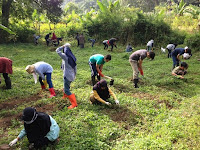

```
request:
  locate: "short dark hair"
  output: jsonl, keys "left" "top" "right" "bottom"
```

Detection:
{"left": 186, "top": 48, "right": 191, "bottom": 55}
{"left": 105, "top": 54, "right": 111, "bottom": 60}
{"left": 181, "top": 62, "right": 188, "bottom": 68}
{"left": 149, "top": 52, "right": 155, "bottom": 60}
{"left": 174, "top": 43, "right": 178, "bottom": 47}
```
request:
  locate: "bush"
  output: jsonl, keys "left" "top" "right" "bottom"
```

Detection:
{"left": 13, "top": 26, "right": 35, "bottom": 43}
{"left": 184, "top": 33, "right": 200, "bottom": 52}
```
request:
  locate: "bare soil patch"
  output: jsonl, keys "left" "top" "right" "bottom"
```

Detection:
{"left": 103, "top": 106, "right": 143, "bottom": 130}
{"left": 132, "top": 92, "right": 159, "bottom": 100}
{"left": 0, "top": 91, "right": 61, "bottom": 136}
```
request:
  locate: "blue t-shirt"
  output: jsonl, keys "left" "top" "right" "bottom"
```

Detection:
{"left": 89, "top": 54, "right": 105, "bottom": 65}
{"left": 172, "top": 48, "right": 185, "bottom": 56}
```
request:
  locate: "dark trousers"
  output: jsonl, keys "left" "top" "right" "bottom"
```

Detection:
{"left": 46, "top": 39, "right": 50, "bottom": 46}
{"left": 167, "top": 49, "right": 172, "bottom": 58}
{"left": 172, "top": 55, "right": 179, "bottom": 69}
{"left": 110, "top": 42, "right": 117, "bottom": 51}
{"left": 2, "top": 73, "right": 9, "bottom": 80}
{"left": 39, "top": 73, "right": 53, "bottom": 88}
{"left": 103, "top": 43, "right": 108, "bottom": 49}
{"left": 1, "top": 73, "right": 11, "bottom": 89}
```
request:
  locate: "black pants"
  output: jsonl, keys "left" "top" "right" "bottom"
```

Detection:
{"left": 110, "top": 43, "right": 117, "bottom": 51}
{"left": 167, "top": 49, "right": 172, "bottom": 58}
{"left": 45, "top": 39, "right": 49, "bottom": 46}
{"left": 2, "top": 73, "right": 9, "bottom": 80}
{"left": 103, "top": 43, "right": 108, "bottom": 49}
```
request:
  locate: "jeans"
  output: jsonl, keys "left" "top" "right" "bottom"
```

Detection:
{"left": 39, "top": 73, "right": 53, "bottom": 88}
{"left": 172, "top": 55, "right": 179, "bottom": 69}
{"left": 64, "top": 77, "right": 72, "bottom": 95}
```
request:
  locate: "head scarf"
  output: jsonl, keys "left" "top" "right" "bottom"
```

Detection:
{"left": 93, "top": 79, "right": 110, "bottom": 100}
{"left": 64, "top": 46, "right": 77, "bottom": 69}
{"left": 22, "top": 107, "right": 38, "bottom": 124}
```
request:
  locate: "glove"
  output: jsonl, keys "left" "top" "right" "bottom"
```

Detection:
{"left": 105, "top": 102, "right": 111, "bottom": 106}
{"left": 115, "top": 100, "right": 119, "bottom": 105}
{"left": 9, "top": 138, "right": 18, "bottom": 146}
{"left": 138, "top": 67, "right": 144, "bottom": 76}
{"left": 98, "top": 71, "right": 104, "bottom": 77}
{"left": 42, "top": 80, "right": 48, "bottom": 87}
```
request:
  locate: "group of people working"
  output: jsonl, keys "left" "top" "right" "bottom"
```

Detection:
{"left": 34, "top": 32, "right": 63, "bottom": 46}
{"left": 1, "top": 38, "right": 192, "bottom": 149}
{"left": 5, "top": 43, "right": 118, "bottom": 149}
{"left": 127, "top": 39, "right": 192, "bottom": 88}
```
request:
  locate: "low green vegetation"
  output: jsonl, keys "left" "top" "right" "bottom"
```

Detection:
{"left": 0, "top": 42, "right": 199, "bottom": 149}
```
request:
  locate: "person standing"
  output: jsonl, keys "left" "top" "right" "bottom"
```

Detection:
{"left": 79, "top": 34, "right": 85, "bottom": 48}
{"left": 146, "top": 39, "right": 154, "bottom": 52}
{"left": 75, "top": 33, "right": 79, "bottom": 47}
{"left": 0, "top": 57, "right": 12, "bottom": 89}
{"left": 56, "top": 43, "right": 77, "bottom": 109}
{"left": 129, "top": 49, "right": 155, "bottom": 88}
{"left": 9, "top": 107, "right": 60, "bottom": 149}
{"left": 89, "top": 54, "right": 111, "bottom": 86}
{"left": 166, "top": 43, "right": 177, "bottom": 58}
{"left": 171, "top": 47, "right": 192, "bottom": 69}
{"left": 25, "top": 61, "right": 56, "bottom": 98}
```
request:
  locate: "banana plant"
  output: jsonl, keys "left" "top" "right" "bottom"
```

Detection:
{"left": 0, "top": 24, "right": 15, "bottom": 35}
{"left": 184, "top": 4, "right": 200, "bottom": 19}
{"left": 176, "top": 0, "right": 187, "bottom": 16}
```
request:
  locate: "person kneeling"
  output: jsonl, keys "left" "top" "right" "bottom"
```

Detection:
{"left": 90, "top": 79, "right": 119, "bottom": 105}
{"left": 172, "top": 62, "right": 188, "bottom": 79}
{"left": 9, "top": 107, "right": 60, "bottom": 149}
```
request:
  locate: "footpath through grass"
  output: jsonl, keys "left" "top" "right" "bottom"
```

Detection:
{"left": 0, "top": 43, "right": 200, "bottom": 149}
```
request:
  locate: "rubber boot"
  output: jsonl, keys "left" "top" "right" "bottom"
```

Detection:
{"left": 91, "top": 76, "right": 96, "bottom": 86}
{"left": 133, "top": 79, "right": 139, "bottom": 88}
{"left": 5, "top": 77, "right": 11, "bottom": 89}
{"left": 62, "top": 93, "right": 68, "bottom": 99}
{"left": 41, "top": 85, "right": 46, "bottom": 89}
{"left": 49, "top": 88, "right": 56, "bottom": 98}
{"left": 68, "top": 94, "right": 77, "bottom": 109}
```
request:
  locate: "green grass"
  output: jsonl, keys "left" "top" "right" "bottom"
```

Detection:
{"left": 0, "top": 42, "right": 200, "bottom": 150}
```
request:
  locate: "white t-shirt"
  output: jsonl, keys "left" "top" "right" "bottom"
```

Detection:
{"left": 166, "top": 44, "right": 176, "bottom": 50}
{"left": 147, "top": 40, "right": 154, "bottom": 47}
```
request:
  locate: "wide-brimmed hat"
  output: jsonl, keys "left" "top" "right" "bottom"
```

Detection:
{"left": 25, "top": 65, "right": 35, "bottom": 74}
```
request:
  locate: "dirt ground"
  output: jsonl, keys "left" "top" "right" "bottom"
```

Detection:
{"left": 0, "top": 92, "right": 59, "bottom": 136}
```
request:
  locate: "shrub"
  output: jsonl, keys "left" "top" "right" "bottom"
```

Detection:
{"left": 13, "top": 26, "right": 35, "bottom": 43}
{"left": 184, "top": 33, "right": 200, "bottom": 52}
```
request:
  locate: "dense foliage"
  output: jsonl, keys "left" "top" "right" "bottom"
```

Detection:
{"left": 1, "top": 0, "right": 200, "bottom": 51}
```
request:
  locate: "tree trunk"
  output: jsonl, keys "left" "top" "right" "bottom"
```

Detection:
{"left": 0, "top": 0, "right": 13, "bottom": 43}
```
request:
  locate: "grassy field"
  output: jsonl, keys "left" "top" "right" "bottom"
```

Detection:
{"left": 0, "top": 42, "right": 200, "bottom": 150}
